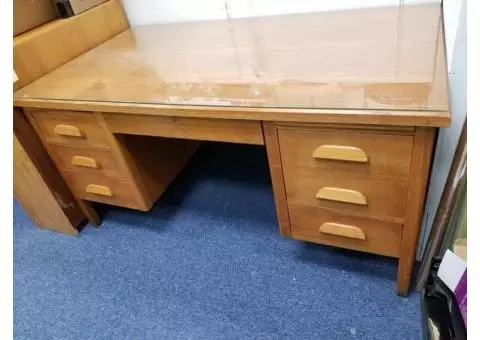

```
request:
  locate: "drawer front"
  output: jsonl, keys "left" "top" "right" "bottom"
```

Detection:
{"left": 104, "top": 113, "right": 265, "bottom": 145}
{"left": 289, "top": 204, "right": 402, "bottom": 257}
{"left": 278, "top": 128, "right": 414, "bottom": 180}
{"left": 283, "top": 167, "right": 408, "bottom": 219}
{"left": 29, "top": 109, "right": 111, "bottom": 148}
{"left": 48, "top": 145, "right": 127, "bottom": 180}
{"left": 62, "top": 172, "right": 146, "bottom": 211}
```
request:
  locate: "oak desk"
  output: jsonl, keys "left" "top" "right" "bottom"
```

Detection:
{"left": 14, "top": 4, "right": 450, "bottom": 295}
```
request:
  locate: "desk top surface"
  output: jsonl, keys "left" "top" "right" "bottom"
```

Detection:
{"left": 14, "top": 4, "right": 450, "bottom": 126}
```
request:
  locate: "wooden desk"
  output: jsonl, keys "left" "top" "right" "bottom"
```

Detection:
{"left": 13, "top": 4, "right": 450, "bottom": 295}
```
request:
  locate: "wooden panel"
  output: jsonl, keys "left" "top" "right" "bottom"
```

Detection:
{"left": 278, "top": 127, "right": 414, "bottom": 180}
{"left": 262, "top": 122, "right": 291, "bottom": 237}
{"left": 14, "top": 136, "right": 80, "bottom": 235}
{"left": 27, "top": 109, "right": 111, "bottom": 149}
{"left": 396, "top": 127, "right": 436, "bottom": 295}
{"left": 13, "top": 108, "right": 84, "bottom": 234}
{"left": 63, "top": 171, "right": 147, "bottom": 211}
{"left": 283, "top": 167, "right": 408, "bottom": 220}
{"left": 13, "top": 0, "right": 128, "bottom": 90}
{"left": 13, "top": 99, "right": 451, "bottom": 128}
{"left": 96, "top": 112, "right": 199, "bottom": 210}
{"left": 103, "top": 113, "right": 265, "bottom": 145}
{"left": 276, "top": 122, "right": 416, "bottom": 133}
{"left": 48, "top": 144, "right": 127, "bottom": 179}
{"left": 119, "top": 135, "right": 200, "bottom": 204}
{"left": 289, "top": 204, "right": 403, "bottom": 258}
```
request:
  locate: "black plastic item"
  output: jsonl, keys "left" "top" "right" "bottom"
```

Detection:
{"left": 421, "top": 257, "right": 466, "bottom": 340}
{"left": 54, "top": 0, "right": 75, "bottom": 18}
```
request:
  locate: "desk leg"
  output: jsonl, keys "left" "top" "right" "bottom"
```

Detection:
{"left": 397, "top": 127, "right": 435, "bottom": 295}
{"left": 263, "top": 122, "right": 292, "bottom": 237}
{"left": 77, "top": 199, "right": 101, "bottom": 227}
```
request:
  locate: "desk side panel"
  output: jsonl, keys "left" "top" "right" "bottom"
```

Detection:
{"left": 263, "top": 122, "right": 292, "bottom": 237}
{"left": 13, "top": 109, "right": 84, "bottom": 234}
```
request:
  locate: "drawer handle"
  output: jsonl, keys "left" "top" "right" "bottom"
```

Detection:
{"left": 86, "top": 184, "right": 112, "bottom": 197}
{"left": 316, "top": 187, "right": 367, "bottom": 205}
{"left": 319, "top": 222, "right": 366, "bottom": 240}
{"left": 54, "top": 124, "right": 84, "bottom": 138}
{"left": 312, "top": 145, "right": 368, "bottom": 163}
{"left": 71, "top": 156, "right": 99, "bottom": 169}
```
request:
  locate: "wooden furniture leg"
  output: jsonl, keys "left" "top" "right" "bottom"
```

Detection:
{"left": 77, "top": 200, "right": 101, "bottom": 227}
{"left": 263, "top": 122, "right": 292, "bottom": 237}
{"left": 396, "top": 127, "right": 436, "bottom": 295}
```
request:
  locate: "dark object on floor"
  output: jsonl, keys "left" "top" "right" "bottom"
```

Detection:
{"left": 421, "top": 257, "right": 466, "bottom": 340}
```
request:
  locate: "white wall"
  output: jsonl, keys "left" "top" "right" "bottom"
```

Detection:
{"left": 443, "top": 0, "right": 465, "bottom": 66}
{"left": 121, "top": 0, "right": 439, "bottom": 26}
{"left": 417, "top": 0, "right": 467, "bottom": 259}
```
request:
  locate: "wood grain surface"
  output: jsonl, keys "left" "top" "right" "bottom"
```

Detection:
{"left": 103, "top": 113, "right": 265, "bottom": 145}
{"left": 396, "top": 127, "right": 436, "bottom": 295}
{"left": 13, "top": 108, "right": 84, "bottom": 234}
{"left": 13, "top": 0, "right": 128, "bottom": 90}
{"left": 14, "top": 135, "right": 81, "bottom": 235}
{"left": 283, "top": 167, "right": 409, "bottom": 220}
{"left": 14, "top": 4, "right": 450, "bottom": 127}
{"left": 289, "top": 204, "right": 403, "bottom": 258}
{"left": 278, "top": 127, "right": 414, "bottom": 180}
{"left": 27, "top": 109, "right": 112, "bottom": 149}
{"left": 263, "top": 122, "right": 291, "bottom": 237}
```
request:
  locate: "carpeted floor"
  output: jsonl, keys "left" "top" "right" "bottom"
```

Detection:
{"left": 14, "top": 142, "right": 421, "bottom": 339}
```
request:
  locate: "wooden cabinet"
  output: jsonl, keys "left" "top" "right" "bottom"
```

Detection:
{"left": 25, "top": 108, "right": 199, "bottom": 217}
{"left": 265, "top": 123, "right": 436, "bottom": 295}
{"left": 272, "top": 123, "right": 419, "bottom": 257}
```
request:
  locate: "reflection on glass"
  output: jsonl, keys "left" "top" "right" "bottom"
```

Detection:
{"left": 14, "top": 4, "right": 448, "bottom": 112}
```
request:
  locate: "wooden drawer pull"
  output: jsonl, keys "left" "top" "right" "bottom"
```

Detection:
{"left": 86, "top": 184, "right": 112, "bottom": 197}
{"left": 312, "top": 145, "right": 368, "bottom": 163}
{"left": 319, "top": 222, "right": 366, "bottom": 240}
{"left": 316, "top": 187, "right": 367, "bottom": 205}
{"left": 54, "top": 124, "right": 84, "bottom": 138}
{"left": 71, "top": 156, "right": 99, "bottom": 169}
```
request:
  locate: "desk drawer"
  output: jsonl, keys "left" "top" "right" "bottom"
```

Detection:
{"left": 283, "top": 167, "right": 408, "bottom": 219}
{"left": 278, "top": 127, "right": 414, "bottom": 180}
{"left": 289, "top": 204, "right": 402, "bottom": 257}
{"left": 48, "top": 145, "right": 127, "bottom": 180}
{"left": 28, "top": 109, "right": 111, "bottom": 149}
{"left": 104, "top": 113, "right": 265, "bottom": 145}
{"left": 63, "top": 172, "right": 147, "bottom": 211}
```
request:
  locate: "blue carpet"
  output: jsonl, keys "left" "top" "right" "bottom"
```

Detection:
{"left": 14, "top": 142, "right": 421, "bottom": 339}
